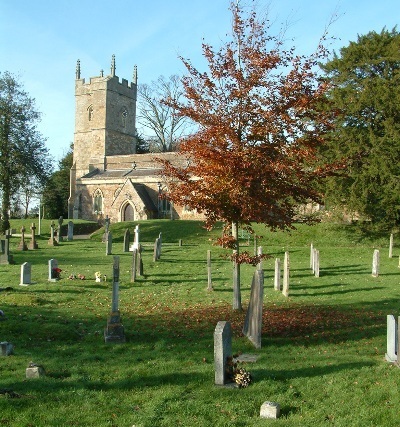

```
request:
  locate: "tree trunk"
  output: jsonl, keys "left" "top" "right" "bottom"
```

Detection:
{"left": 232, "top": 221, "right": 242, "bottom": 311}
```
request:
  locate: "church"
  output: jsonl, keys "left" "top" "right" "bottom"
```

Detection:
{"left": 68, "top": 56, "right": 199, "bottom": 224}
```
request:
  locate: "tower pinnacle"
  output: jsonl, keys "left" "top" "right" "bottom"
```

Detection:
{"left": 76, "top": 59, "right": 81, "bottom": 79}
{"left": 111, "top": 54, "right": 116, "bottom": 77}
{"left": 133, "top": 65, "right": 138, "bottom": 84}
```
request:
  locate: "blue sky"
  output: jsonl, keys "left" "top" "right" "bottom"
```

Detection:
{"left": 0, "top": 0, "right": 398, "bottom": 163}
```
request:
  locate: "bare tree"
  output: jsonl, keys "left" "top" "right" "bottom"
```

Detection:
{"left": 137, "top": 75, "right": 191, "bottom": 152}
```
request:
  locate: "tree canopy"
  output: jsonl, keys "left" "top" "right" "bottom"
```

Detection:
{"left": 159, "top": 2, "right": 337, "bottom": 309}
{"left": 320, "top": 28, "right": 400, "bottom": 228}
{"left": 0, "top": 71, "right": 51, "bottom": 232}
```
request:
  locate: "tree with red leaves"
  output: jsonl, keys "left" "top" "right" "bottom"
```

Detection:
{"left": 160, "top": 2, "right": 337, "bottom": 310}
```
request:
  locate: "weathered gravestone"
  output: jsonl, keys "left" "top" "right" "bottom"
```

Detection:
{"left": 243, "top": 269, "right": 264, "bottom": 349}
{"left": 104, "top": 256, "right": 126, "bottom": 343}
{"left": 385, "top": 314, "right": 398, "bottom": 362}
{"left": 313, "top": 248, "right": 320, "bottom": 277}
{"left": 29, "top": 223, "right": 39, "bottom": 249}
{"left": 0, "top": 231, "right": 14, "bottom": 265}
{"left": 207, "top": 250, "right": 213, "bottom": 291}
{"left": 106, "top": 232, "right": 112, "bottom": 255}
{"left": 153, "top": 238, "right": 161, "bottom": 261}
{"left": 67, "top": 221, "right": 74, "bottom": 241}
{"left": 372, "top": 249, "right": 380, "bottom": 277}
{"left": 123, "top": 228, "right": 130, "bottom": 252}
{"left": 26, "top": 362, "right": 45, "bottom": 378}
{"left": 282, "top": 251, "right": 290, "bottom": 297}
{"left": 260, "top": 401, "right": 280, "bottom": 419}
{"left": 48, "top": 259, "right": 60, "bottom": 282}
{"left": 274, "top": 258, "right": 281, "bottom": 291}
{"left": 102, "top": 215, "right": 110, "bottom": 242}
{"left": 19, "top": 262, "right": 31, "bottom": 286}
{"left": 48, "top": 221, "right": 58, "bottom": 246}
{"left": 214, "top": 321, "right": 233, "bottom": 386}
{"left": 17, "top": 226, "right": 28, "bottom": 251}
{"left": 0, "top": 341, "right": 14, "bottom": 356}
{"left": 57, "top": 216, "right": 64, "bottom": 243}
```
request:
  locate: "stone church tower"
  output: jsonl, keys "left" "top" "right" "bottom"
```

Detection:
{"left": 68, "top": 56, "right": 198, "bottom": 223}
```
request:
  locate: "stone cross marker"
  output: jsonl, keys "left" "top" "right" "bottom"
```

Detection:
{"left": 123, "top": 228, "right": 130, "bottom": 252}
{"left": 372, "top": 249, "right": 380, "bottom": 277}
{"left": 243, "top": 269, "right": 264, "bottom": 348}
{"left": 18, "top": 226, "right": 28, "bottom": 251}
{"left": 207, "top": 250, "right": 213, "bottom": 291}
{"left": 282, "top": 251, "right": 290, "bottom": 297}
{"left": 0, "top": 230, "right": 14, "bottom": 265}
{"left": 104, "top": 256, "right": 126, "bottom": 343}
{"left": 20, "top": 262, "right": 31, "bottom": 286}
{"left": 29, "top": 223, "right": 39, "bottom": 249}
{"left": 67, "top": 221, "right": 74, "bottom": 241}
{"left": 274, "top": 258, "right": 281, "bottom": 291}
{"left": 130, "top": 225, "right": 140, "bottom": 250}
{"left": 385, "top": 314, "right": 398, "bottom": 362}
{"left": 48, "top": 221, "right": 58, "bottom": 246}
{"left": 214, "top": 321, "right": 232, "bottom": 386}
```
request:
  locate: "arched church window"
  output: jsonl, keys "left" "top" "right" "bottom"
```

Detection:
{"left": 93, "top": 189, "right": 103, "bottom": 214}
{"left": 88, "top": 105, "right": 94, "bottom": 121}
{"left": 121, "top": 107, "right": 128, "bottom": 127}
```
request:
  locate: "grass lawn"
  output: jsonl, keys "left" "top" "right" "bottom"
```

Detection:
{"left": 0, "top": 219, "right": 399, "bottom": 426}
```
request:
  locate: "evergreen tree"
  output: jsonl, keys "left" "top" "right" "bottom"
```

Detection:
{"left": 320, "top": 28, "right": 400, "bottom": 228}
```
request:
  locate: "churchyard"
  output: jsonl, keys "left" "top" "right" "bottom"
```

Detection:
{"left": 0, "top": 219, "right": 399, "bottom": 426}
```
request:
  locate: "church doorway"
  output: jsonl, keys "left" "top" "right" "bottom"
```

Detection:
{"left": 123, "top": 203, "right": 135, "bottom": 221}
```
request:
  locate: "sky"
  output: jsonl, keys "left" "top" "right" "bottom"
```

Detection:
{"left": 0, "top": 0, "right": 398, "bottom": 164}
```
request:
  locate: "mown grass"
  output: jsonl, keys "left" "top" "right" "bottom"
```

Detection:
{"left": 1, "top": 219, "right": 400, "bottom": 426}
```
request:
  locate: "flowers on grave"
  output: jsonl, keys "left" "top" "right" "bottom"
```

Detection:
{"left": 95, "top": 271, "right": 102, "bottom": 282}
{"left": 226, "top": 355, "right": 252, "bottom": 388}
{"left": 68, "top": 274, "right": 76, "bottom": 280}
{"left": 51, "top": 267, "right": 62, "bottom": 279}
{"left": 77, "top": 274, "right": 85, "bottom": 280}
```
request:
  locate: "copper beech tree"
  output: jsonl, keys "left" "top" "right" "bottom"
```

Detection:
{"left": 160, "top": 3, "right": 338, "bottom": 310}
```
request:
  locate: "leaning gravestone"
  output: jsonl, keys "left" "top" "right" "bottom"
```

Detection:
{"left": 372, "top": 249, "right": 380, "bottom": 277}
{"left": 274, "top": 258, "right": 281, "bottom": 291}
{"left": 243, "top": 269, "right": 264, "bottom": 348}
{"left": 19, "top": 262, "right": 31, "bottom": 286}
{"left": 29, "top": 223, "right": 39, "bottom": 249}
{"left": 214, "top": 321, "right": 233, "bottom": 386}
{"left": 104, "top": 256, "right": 126, "bottom": 343}
{"left": 385, "top": 314, "right": 398, "bottom": 362}
{"left": 67, "top": 221, "right": 74, "bottom": 241}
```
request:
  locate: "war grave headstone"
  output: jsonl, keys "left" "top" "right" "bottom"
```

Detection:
{"left": 243, "top": 269, "right": 264, "bottom": 349}
{"left": 207, "top": 250, "right": 213, "bottom": 291}
{"left": 48, "top": 259, "right": 60, "bottom": 282}
{"left": 123, "top": 228, "right": 130, "bottom": 252}
{"left": 19, "top": 262, "right": 31, "bottom": 286}
{"left": 0, "top": 231, "right": 14, "bottom": 265}
{"left": 0, "top": 342, "right": 14, "bottom": 356}
{"left": 214, "top": 321, "right": 233, "bottom": 386}
{"left": 104, "top": 256, "right": 126, "bottom": 343}
{"left": 17, "top": 226, "right": 28, "bottom": 251}
{"left": 57, "top": 216, "right": 64, "bottom": 243}
{"left": 29, "top": 223, "right": 39, "bottom": 249}
{"left": 282, "top": 251, "right": 290, "bottom": 297}
{"left": 274, "top": 258, "right": 281, "bottom": 291}
{"left": 385, "top": 314, "right": 397, "bottom": 362}
{"left": 67, "top": 221, "right": 74, "bottom": 241}
{"left": 48, "top": 221, "right": 58, "bottom": 246}
{"left": 106, "top": 232, "right": 112, "bottom": 255}
{"left": 372, "top": 249, "right": 380, "bottom": 277}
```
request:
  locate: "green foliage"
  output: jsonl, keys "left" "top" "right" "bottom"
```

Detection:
{"left": 320, "top": 28, "right": 400, "bottom": 229}
{"left": 0, "top": 220, "right": 399, "bottom": 426}
{"left": 0, "top": 71, "right": 51, "bottom": 233}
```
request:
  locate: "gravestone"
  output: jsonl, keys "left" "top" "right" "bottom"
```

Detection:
{"left": 153, "top": 238, "right": 161, "bottom": 261}
{"left": 385, "top": 314, "right": 397, "bottom": 362}
{"left": 314, "top": 248, "right": 320, "bottom": 277}
{"left": 179, "top": 239, "right": 183, "bottom": 247}
{"left": 48, "top": 258, "right": 59, "bottom": 282}
{"left": 57, "top": 216, "right": 64, "bottom": 242}
{"left": 274, "top": 258, "right": 281, "bottom": 291}
{"left": 131, "top": 248, "right": 137, "bottom": 282}
{"left": 102, "top": 215, "right": 110, "bottom": 242}
{"left": 17, "top": 226, "right": 28, "bottom": 251}
{"left": 389, "top": 234, "right": 394, "bottom": 258}
{"left": 123, "top": 228, "right": 130, "bottom": 252}
{"left": 67, "top": 221, "right": 74, "bottom": 241}
{"left": 372, "top": 249, "right": 380, "bottom": 277}
{"left": 207, "top": 250, "right": 213, "bottom": 291}
{"left": 137, "top": 244, "right": 143, "bottom": 276}
{"left": 214, "top": 321, "right": 233, "bottom": 386}
{"left": 260, "top": 401, "right": 280, "bottom": 419}
{"left": 20, "top": 262, "right": 31, "bottom": 286}
{"left": 48, "top": 221, "right": 58, "bottom": 246}
{"left": 0, "top": 341, "right": 14, "bottom": 356}
{"left": 0, "top": 231, "right": 14, "bottom": 265}
{"left": 106, "top": 232, "right": 112, "bottom": 255}
{"left": 104, "top": 256, "right": 126, "bottom": 343}
{"left": 157, "top": 232, "right": 162, "bottom": 258}
{"left": 256, "top": 246, "right": 263, "bottom": 271}
{"left": 29, "top": 223, "right": 39, "bottom": 249}
{"left": 282, "top": 251, "right": 290, "bottom": 297}
{"left": 26, "top": 362, "right": 45, "bottom": 378}
{"left": 130, "top": 225, "right": 140, "bottom": 251}
{"left": 243, "top": 269, "right": 264, "bottom": 348}
{"left": 310, "top": 243, "right": 314, "bottom": 269}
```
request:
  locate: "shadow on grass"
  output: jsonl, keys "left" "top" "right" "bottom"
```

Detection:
{"left": 294, "top": 286, "right": 384, "bottom": 297}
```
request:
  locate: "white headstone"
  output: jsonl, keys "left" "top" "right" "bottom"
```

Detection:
{"left": 372, "top": 249, "right": 380, "bottom": 277}
{"left": 282, "top": 252, "right": 289, "bottom": 297}
{"left": 274, "top": 258, "right": 281, "bottom": 291}
{"left": 385, "top": 314, "right": 397, "bottom": 362}
{"left": 20, "top": 262, "right": 31, "bottom": 286}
